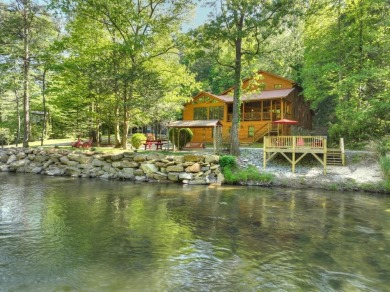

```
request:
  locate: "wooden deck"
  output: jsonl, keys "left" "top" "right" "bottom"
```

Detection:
{"left": 263, "top": 136, "right": 345, "bottom": 174}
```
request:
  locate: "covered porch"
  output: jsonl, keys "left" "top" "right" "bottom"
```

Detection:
{"left": 167, "top": 119, "right": 223, "bottom": 153}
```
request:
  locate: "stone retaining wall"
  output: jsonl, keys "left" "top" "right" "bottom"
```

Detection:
{"left": 0, "top": 148, "right": 223, "bottom": 185}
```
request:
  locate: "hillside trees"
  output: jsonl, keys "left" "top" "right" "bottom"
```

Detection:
{"left": 53, "top": 0, "right": 198, "bottom": 149}
{"left": 302, "top": 0, "right": 390, "bottom": 144}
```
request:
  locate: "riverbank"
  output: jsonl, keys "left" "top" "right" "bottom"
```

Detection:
{"left": 237, "top": 148, "right": 387, "bottom": 193}
{"left": 0, "top": 146, "right": 387, "bottom": 193}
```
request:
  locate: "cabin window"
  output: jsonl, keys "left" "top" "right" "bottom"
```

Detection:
{"left": 248, "top": 126, "right": 255, "bottom": 137}
{"left": 274, "top": 84, "right": 282, "bottom": 89}
{"left": 194, "top": 107, "right": 207, "bottom": 120}
{"left": 209, "top": 106, "right": 224, "bottom": 120}
{"left": 262, "top": 100, "right": 271, "bottom": 120}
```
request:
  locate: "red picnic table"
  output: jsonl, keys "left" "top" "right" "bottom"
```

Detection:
{"left": 143, "top": 140, "right": 166, "bottom": 150}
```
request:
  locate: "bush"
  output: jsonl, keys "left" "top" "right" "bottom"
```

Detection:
{"left": 219, "top": 155, "right": 273, "bottom": 185}
{"left": 219, "top": 155, "right": 237, "bottom": 170}
{"left": 223, "top": 165, "right": 274, "bottom": 185}
{"left": 0, "top": 127, "right": 13, "bottom": 146}
{"left": 131, "top": 133, "right": 146, "bottom": 150}
{"left": 380, "top": 156, "right": 390, "bottom": 180}
{"left": 168, "top": 128, "right": 193, "bottom": 150}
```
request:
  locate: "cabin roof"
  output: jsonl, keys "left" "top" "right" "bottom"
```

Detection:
{"left": 220, "top": 70, "right": 295, "bottom": 95}
{"left": 167, "top": 119, "right": 223, "bottom": 128}
{"left": 217, "top": 88, "right": 295, "bottom": 103}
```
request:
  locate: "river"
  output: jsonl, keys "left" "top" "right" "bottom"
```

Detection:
{"left": 0, "top": 172, "right": 389, "bottom": 291}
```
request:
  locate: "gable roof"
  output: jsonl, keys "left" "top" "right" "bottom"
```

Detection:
{"left": 168, "top": 119, "right": 223, "bottom": 128}
{"left": 220, "top": 70, "right": 295, "bottom": 95}
{"left": 218, "top": 88, "right": 295, "bottom": 103}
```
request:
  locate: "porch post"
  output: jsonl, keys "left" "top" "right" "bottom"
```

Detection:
{"left": 213, "top": 125, "right": 216, "bottom": 153}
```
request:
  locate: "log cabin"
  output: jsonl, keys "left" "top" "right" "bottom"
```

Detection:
{"left": 181, "top": 70, "right": 313, "bottom": 144}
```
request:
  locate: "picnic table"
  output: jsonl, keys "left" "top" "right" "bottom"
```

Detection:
{"left": 143, "top": 140, "right": 167, "bottom": 150}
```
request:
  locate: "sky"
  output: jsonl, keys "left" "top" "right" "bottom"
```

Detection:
{"left": 182, "top": 4, "right": 211, "bottom": 32}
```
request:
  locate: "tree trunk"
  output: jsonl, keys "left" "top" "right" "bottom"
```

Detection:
{"left": 230, "top": 16, "right": 244, "bottom": 156}
{"left": 41, "top": 68, "right": 47, "bottom": 146}
{"left": 121, "top": 83, "right": 129, "bottom": 149}
{"left": 22, "top": 0, "right": 31, "bottom": 148}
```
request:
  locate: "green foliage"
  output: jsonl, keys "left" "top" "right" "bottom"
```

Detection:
{"left": 168, "top": 128, "right": 193, "bottom": 150}
{"left": 0, "top": 127, "right": 13, "bottom": 145}
{"left": 223, "top": 165, "right": 274, "bottom": 185}
{"left": 380, "top": 156, "right": 390, "bottom": 181}
{"left": 219, "top": 155, "right": 237, "bottom": 170}
{"left": 131, "top": 133, "right": 146, "bottom": 150}
{"left": 374, "top": 136, "right": 390, "bottom": 157}
{"left": 302, "top": 0, "right": 389, "bottom": 142}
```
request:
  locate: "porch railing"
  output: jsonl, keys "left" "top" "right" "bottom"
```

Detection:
{"left": 264, "top": 136, "right": 327, "bottom": 150}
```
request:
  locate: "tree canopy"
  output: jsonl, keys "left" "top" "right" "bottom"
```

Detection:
{"left": 0, "top": 0, "right": 388, "bottom": 149}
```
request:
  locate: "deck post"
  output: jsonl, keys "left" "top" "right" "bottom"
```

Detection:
{"left": 292, "top": 136, "right": 296, "bottom": 173}
{"left": 340, "top": 137, "right": 345, "bottom": 166}
{"left": 263, "top": 136, "right": 267, "bottom": 170}
{"left": 323, "top": 136, "right": 327, "bottom": 174}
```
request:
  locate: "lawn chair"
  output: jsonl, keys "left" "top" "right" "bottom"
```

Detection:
{"left": 82, "top": 138, "right": 93, "bottom": 148}
{"left": 71, "top": 137, "right": 82, "bottom": 148}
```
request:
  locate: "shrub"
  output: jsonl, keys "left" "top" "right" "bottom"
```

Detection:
{"left": 131, "top": 133, "right": 146, "bottom": 150}
{"left": 168, "top": 128, "right": 193, "bottom": 150}
{"left": 219, "top": 155, "right": 237, "bottom": 170}
{"left": 380, "top": 156, "right": 390, "bottom": 180}
{"left": 221, "top": 157, "right": 274, "bottom": 185}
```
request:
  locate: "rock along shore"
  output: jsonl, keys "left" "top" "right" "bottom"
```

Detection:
{"left": 0, "top": 147, "right": 387, "bottom": 193}
{"left": 0, "top": 148, "right": 223, "bottom": 185}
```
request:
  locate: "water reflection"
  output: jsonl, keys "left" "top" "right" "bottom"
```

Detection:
{"left": 0, "top": 172, "right": 389, "bottom": 291}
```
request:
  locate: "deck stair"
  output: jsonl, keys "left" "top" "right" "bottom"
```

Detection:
{"left": 326, "top": 149, "right": 344, "bottom": 166}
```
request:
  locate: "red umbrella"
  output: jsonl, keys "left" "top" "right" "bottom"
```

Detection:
{"left": 272, "top": 119, "right": 298, "bottom": 135}
{"left": 272, "top": 119, "right": 298, "bottom": 125}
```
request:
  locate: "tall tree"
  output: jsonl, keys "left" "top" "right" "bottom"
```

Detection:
{"left": 0, "top": 0, "right": 58, "bottom": 146}
{"left": 54, "top": 0, "right": 197, "bottom": 149}
{"left": 194, "top": 0, "right": 296, "bottom": 155}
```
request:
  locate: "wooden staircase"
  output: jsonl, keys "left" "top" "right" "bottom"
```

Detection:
{"left": 326, "top": 149, "right": 344, "bottom": 166}
{"left": 251, "top": 122, "right": 278, "bottom": 143}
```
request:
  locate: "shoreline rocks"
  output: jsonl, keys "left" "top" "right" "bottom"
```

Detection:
{"left": 0, "top": 148, "right": 223, "bottom": 185}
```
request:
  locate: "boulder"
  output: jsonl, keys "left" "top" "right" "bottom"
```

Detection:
{"left": 16, "top": 152, "right": 26, "bottom": 159}
{"left": 135, "top": 176, "right": 147, "bottom": 182}
{"left": 9, "top": 159, "right": 29, "bottom": 169}
{"left": 112, "top": 161, "right": 123, "bottom": 168}
{"left": 205, "top": 155, "right": 219, "bottom": 164}
{"left": 179, "top": 172, "right": 192, "bottom": 180}
{"left": 34, "top": 155, "right": 49, "bottom": 163}
{"left": 185, "top": 163, "right": 201, "bottom": 173}
{"left": 133, "top": 154, "right": 147, "bottom": 162}
{"left": 46, "top": 167, "right": 63, "bottom": 176}
{"left": 147, "top": 153, "right": 165, "bottom": 161}
{"left": 134, "top": 169, "right": 144, "bottom": 176}
{"left": 188, "top": 179, "right": 207, "bottom": 185}
{"left": 141, "top": 163, "right": 158, "bottom": 174}
{"left": 168, "top": 173, "right": 179, "bottom": 181}
{"left": 0, "top": 165, "right": 10, "bottom": 172}
{"left": 122, "top": 160, "right": 139, "bottom": 168}
{"left": 154, "top": 172, "right": 168, "bottom": 180}
{"left": 64, "top": 167, "right": 81, "bottom": 177}
{"left": 91, "top": 159, "right": 104, "bottom": 167}
{"left": 7, "top": 154, "right": 17, "bottom": 164}
{"left": 183, "top": 154, "right": 203, "bottom": 163}
{"left": 110, "top": 153, "right": 124, "bottom": 161}
{"left": 166, "top": 165, "right": 184, "bottom": 172}
{"left": 119, "top": 168, "right": 135, "bottom": 179}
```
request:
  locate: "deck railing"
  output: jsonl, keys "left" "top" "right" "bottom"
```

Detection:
{"left": 264, "top": 136, "right": 327, "bottom": 150}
